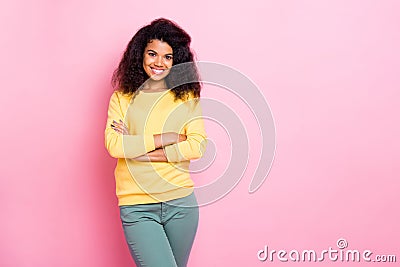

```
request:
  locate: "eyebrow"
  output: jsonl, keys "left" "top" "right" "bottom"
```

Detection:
{"left": 146, "top": 49, "right": 173, "bottom": 56}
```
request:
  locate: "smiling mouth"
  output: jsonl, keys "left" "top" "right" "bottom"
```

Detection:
{"left": 151, "top": 67, "right": 166, "bottom": 75}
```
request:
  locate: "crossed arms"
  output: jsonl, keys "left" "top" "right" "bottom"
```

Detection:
{"left": 111, "top": 119, "right": 186, "bottom": 162}
{"left": 104, "top": 92, "right": 207, "bottom": 162}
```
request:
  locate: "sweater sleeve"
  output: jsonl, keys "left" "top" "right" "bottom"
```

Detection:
{"left": 163, "top": 99, "right": 207, "bottom": 162}
{"left": 104, "top": 91, "right": 155, "bottom": 158}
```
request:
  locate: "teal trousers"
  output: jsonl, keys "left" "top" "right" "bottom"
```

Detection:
{"left": 119, "top": 192, "right": 199, "bottom": 267}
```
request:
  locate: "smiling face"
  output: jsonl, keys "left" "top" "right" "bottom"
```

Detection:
{"left": 142, "top": 39, "right": 173, "bottom": 82}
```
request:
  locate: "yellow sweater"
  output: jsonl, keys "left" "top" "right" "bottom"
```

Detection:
{"left": 105, "top": 89, "right": 207, "bottom": 205}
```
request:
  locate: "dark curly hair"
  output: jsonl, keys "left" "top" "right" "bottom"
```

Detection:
{"left": 112, "top": 18, "right": 201, "bottom": 100}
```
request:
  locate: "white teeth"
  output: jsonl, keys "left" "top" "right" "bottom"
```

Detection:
{"left": 152, "top": 69, "right": 164, "bottom": 74}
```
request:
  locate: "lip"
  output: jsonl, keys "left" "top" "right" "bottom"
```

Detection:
{"left": 150, "top": 67, "right": 166, "bottom": 75}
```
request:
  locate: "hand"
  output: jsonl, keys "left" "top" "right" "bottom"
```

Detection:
{"left": 164, "top": 132, "right": 187, "bottom": 143}
{"left": 155, "top": 132, "right": 187, "bottom": 148}
{"left": 177, "top": 133, "right": 187, "bottom": 142}
{"left": 131, "top": 148, "right": 168, "bottom": 162}
{"left": 111, "top": 119, "right": 129, "bottom": 135}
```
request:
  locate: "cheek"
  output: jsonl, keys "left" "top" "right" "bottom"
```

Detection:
{"left": 142, "top": 55, "right": 152, "bottom": 66}
{"left": 166, "top": 60, "right": 173, "bottom": 68}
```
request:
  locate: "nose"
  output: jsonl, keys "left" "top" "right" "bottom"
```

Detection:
{"left": 154, "top": 56, "right": 163, "bottom": 66}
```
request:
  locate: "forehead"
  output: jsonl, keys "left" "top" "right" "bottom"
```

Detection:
{"left": 145, "top": 39, "right": 173, "bottom": 53}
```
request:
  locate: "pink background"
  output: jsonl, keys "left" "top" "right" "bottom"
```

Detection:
{"left": 1, "top": 0, "right": 399, "bottom": 266}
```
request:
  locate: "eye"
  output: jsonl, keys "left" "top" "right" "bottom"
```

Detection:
{"left": 148, "top": 52, "right": 156, "bottom": 57}
{"left": 165, "top": 55, "right": 173, "bottom": 60}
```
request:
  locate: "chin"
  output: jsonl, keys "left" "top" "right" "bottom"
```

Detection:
{"left": 147, "top": 75, "right": 164, "bottom": 82}
{"left": 149, "top": 72, "right": 170, "bottom": 81}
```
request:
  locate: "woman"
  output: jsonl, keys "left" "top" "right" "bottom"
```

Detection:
{"left": 104, "top": 18, "right": 207, "bottom": 267}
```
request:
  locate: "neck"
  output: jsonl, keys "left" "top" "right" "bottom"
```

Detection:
{"left": 142, "top": 79, "right": 168, "bottom": 91}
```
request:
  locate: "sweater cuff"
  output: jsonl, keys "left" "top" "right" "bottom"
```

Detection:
{"left": 144, "top": 134, "right": 156, "bottom": 152}
{"left": 164, "top": 143, "right": 183, "bottom": 162}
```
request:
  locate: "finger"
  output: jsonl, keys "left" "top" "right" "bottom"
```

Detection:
{"left": 112, "top": 120, "right": 129, "bottom": 134}
{"left": 113, "top": 120, "right": 122, "bottom": 126}
{"left": 112, "top": 125, "right": 128, "bottom": 135}
{"left": 112, "top": 127, "right": 122, "bottom": 133}
{"left": 119, "top": 119, "right": 129, "bottom": 128}
{"left": 114, "top": 120, "right": 129, "bottom": 130}
{"left": 111, "top": 125, "right": 123, "bottom": 132}
{"left": 111, "top": 124, "right": 121, "bottom": 130}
